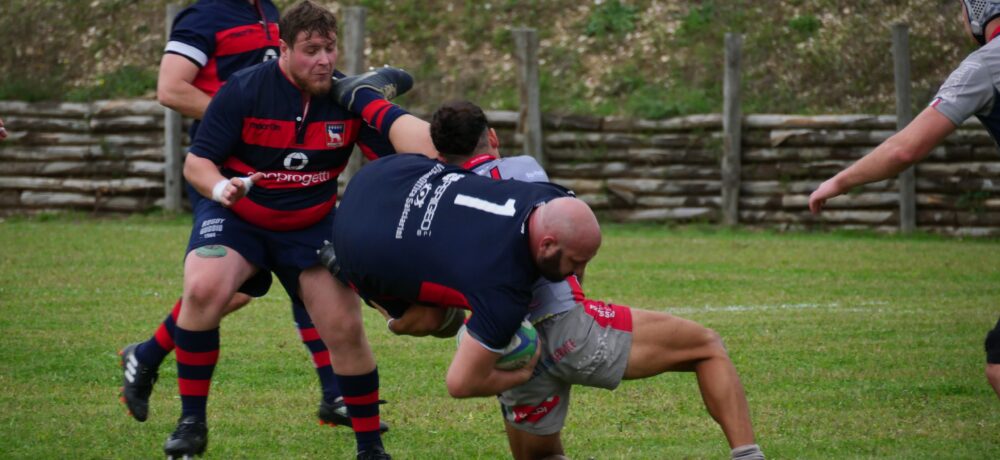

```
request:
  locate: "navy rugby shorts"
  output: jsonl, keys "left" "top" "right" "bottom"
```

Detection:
{"left": 186, "top": 198, "right": 333, "bottom": 300}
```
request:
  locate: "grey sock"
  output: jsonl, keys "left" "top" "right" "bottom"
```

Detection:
{"left": 731, "top": 444, "right": 765, "bottom": 460}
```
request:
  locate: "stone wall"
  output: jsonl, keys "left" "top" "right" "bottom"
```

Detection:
{"left": 1, "top": 100, "right": 997, "bottom": 235}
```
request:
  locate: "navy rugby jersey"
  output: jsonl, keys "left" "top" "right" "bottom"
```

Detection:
{"left": 190, "top": 59, "right": 395, "bottom": 231}
{"left": 333, "top": 155, "right": 571, "bottom": 350}
{"left": 166, "top": 0, "right": 280, "bottom": 98}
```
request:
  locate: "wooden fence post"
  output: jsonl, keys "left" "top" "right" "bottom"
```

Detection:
{"left": 163, "top": 3, "right": 183, "bottom": 212}
{"left": 341, "top": 6, "right": 367, "bottom": 183}
{"left": 893, "top": 23, "right": 916, "bottom": 233}
{"left": 512, "top": 27, "right": 545, "bottom": 168}
{"left": 722, "top": 33, "right": 743, "bottom": 227}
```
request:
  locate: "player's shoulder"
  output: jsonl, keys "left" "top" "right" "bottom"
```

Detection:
{"left": 174, "top": 0, "right": 245, "bottom": 28}
{"left": 498, "top": 156, "right": 549, "bottom": 182}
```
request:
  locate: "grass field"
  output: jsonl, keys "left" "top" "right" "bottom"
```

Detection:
{"left": 1, "top": 214, "right": 997, "bottom": 459}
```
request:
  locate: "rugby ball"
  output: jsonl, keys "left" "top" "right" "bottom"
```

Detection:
{"left": 457, "top": 319, "right": 539, "bottom": 370}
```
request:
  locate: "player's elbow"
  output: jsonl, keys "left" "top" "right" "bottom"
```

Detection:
{"left": 156, "top": 81, "right": 182, "bottom": 111}
{"left": 889, "top": 145, "right": 922, "bottom": 165}
{"left": 884, "top": 135, "right": 929, "bottom": 166}
{"left": 445, "top": 374, "right": 475, "bottom": 398}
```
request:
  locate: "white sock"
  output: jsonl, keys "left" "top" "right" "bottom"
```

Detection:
{"left": 731, "top": 444, "right": 765, "bottom": 460}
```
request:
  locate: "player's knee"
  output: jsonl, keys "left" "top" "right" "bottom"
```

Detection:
{"left": 184, "top": 278, "right": 231, "bottom": 312}
{"left": 699, "top": 327, "right": 729, "bottom": 358}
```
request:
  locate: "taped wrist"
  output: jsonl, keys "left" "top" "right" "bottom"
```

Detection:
{"left": 210, "top": 179, "right": 229, "bottom": 203}
{"left": 210, "top": 176, "right": 255, "bottom": 203}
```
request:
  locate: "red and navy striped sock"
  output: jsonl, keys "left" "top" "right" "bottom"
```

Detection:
{"left": 336, "top": 368, "right": 382, "bottom": 452}
{"left": 352, "top": 88, "right": 409, "bottom": 137}
{"left": 291, "top": 304, "right": 341, "bottom": 403}
{"left": 175, "top": 325, "right": 220, "bottom": 421}
{"left": 133, "top": 298, "right": 181, "bottom": 367}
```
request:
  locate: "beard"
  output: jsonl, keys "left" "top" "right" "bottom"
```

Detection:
{"left": 292, "top": 71, "right": 332, "bottom": 96}
{"left": 536, "top": 248, "right": 566, "bottom": 282}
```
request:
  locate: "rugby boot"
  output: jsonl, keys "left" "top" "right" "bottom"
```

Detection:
{"left": 357, "top": 445, "right": 392, "bottom": 460}
{"left": 332, "top": 66, "right": 413, "bottom": 111}
{"left": 318, "top": 398, "right": 390, "bottom": 433}
{"left": 164, "top": 416, "right": 208, "bottom": 460}
{"left": 119, "top": 342, "right": 158, "bottom": 422}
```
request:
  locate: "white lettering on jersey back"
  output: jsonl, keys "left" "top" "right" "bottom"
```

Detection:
{"left": 417, "top": 173, "right": 465, "bottom": 237}
{"left": 396, "top": 163, "right": 445, "bottom": 239}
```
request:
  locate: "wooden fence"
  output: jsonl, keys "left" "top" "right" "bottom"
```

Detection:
{"left": 1, "top": 100, "right": 997, "bottom": 235}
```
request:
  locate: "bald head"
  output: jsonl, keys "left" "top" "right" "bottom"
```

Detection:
{"left": 528, "top": 197, "right": 601, "bottom": 281}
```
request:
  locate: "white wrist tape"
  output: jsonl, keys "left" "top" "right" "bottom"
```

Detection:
{"left": 211, "top": 179, "right": 229, "bottom": 203}
{"left": 210, "top": 176, "right": 255, "bottom": 203}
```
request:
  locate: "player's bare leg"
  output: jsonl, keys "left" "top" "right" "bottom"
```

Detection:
{"left": 165, "top": 246, "right": 257, "bottom": 458}
{"left": 503, "top": 420, "right": 566, "bottom": 460}
{"left": 624, "top": 309, "right": 757, "bottom": 451}
{"left": 299, "top": 266, "right": 387, "bottom": 457}
{"left": 179, "top": 246, "right": 256, "bottom": 330}
{"left": 987, "top": 363, "right": 1000, "bottom": 400}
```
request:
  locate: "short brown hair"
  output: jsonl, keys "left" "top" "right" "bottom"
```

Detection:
{"left": 431, "top": 100, "right": 490, "bottom": 159}
{"left": 279, "top": 0, "right": 339, "bottom": 47}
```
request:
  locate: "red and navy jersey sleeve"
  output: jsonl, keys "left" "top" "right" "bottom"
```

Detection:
{"left": 188, "top": 70, "right": 250, "bottom": 165}
{"left": 356, "top": 123, "right": 396, "bottom": 160}
{"left": 164, "top": 0, "right": 280, "bottom": 97}
{"left": 165, "top": 5, "right": 217, "bottom": 68}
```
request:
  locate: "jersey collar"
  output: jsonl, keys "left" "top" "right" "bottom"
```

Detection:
{"left": 460, "top": 153, "right": 498, "bottom": 170}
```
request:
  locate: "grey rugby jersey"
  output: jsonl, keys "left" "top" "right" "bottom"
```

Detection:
{"left": 931, "top": 37, "right": 1000, "bottom": 145}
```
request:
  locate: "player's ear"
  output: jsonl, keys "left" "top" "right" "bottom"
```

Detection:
{"left": 279, "top": 39, "right": 291, "bottom": 59}
{"left": 540, "top": 235, "right": 558, "bottom": 255}
{"left": 488, "top": 128, "right": 499, "bottom": 150}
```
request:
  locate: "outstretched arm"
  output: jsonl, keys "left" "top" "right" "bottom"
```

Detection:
{"left": 809, "top": 107, "right": 957, "bottom": 213}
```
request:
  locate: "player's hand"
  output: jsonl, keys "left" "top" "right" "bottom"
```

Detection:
{"left": 808, "top": 179, "right": 841, "bottom": 214}
{"left": 219, "top": 172, "right": 264, "bottom": 207}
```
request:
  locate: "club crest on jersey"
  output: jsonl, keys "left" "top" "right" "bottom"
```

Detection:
{"left": 326, "top": 123, "right": 345, "bottom": 148}
{"left": 283, "top": 151, "right": 309, "bottom": 171}
{"left": 263, "top": 49, "right": 278, "bottom": 61}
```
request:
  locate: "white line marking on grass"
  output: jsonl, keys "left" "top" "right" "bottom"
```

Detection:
{"left": 669, "top": 300, "right": 890, "bottom": 314}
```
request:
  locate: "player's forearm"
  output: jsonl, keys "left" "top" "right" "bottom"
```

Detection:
{"left": 157, "top": 80, "right": 211, "bottom": 119}
{"left": 445, "top": 366, "right": 531, "bottom": 398}
{"left": 824, "top": 139, "right": 914, "bottom": 195}
{"left": 446, "top": 339, "right": 533, "bottom": 398}
{"left": 183, "top": 153, "right": 226, "bottom": 198}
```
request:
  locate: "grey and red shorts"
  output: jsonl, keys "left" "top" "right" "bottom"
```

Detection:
{"left": 498, "top": 299, "right": 633, "bottom": 436}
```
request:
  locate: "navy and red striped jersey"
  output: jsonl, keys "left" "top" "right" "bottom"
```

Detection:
{"left": 165, "top": 0, "right": 280, "bottom": 98}
{"left": 190, "top": 59, "right": 395, "bottom": 231}
{"left": 332, "top": 155, "right": 571, "bottom": 351}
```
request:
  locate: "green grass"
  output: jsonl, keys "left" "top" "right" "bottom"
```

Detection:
{"left": 1, "top": 216, "right": 998, "bottom": 459}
